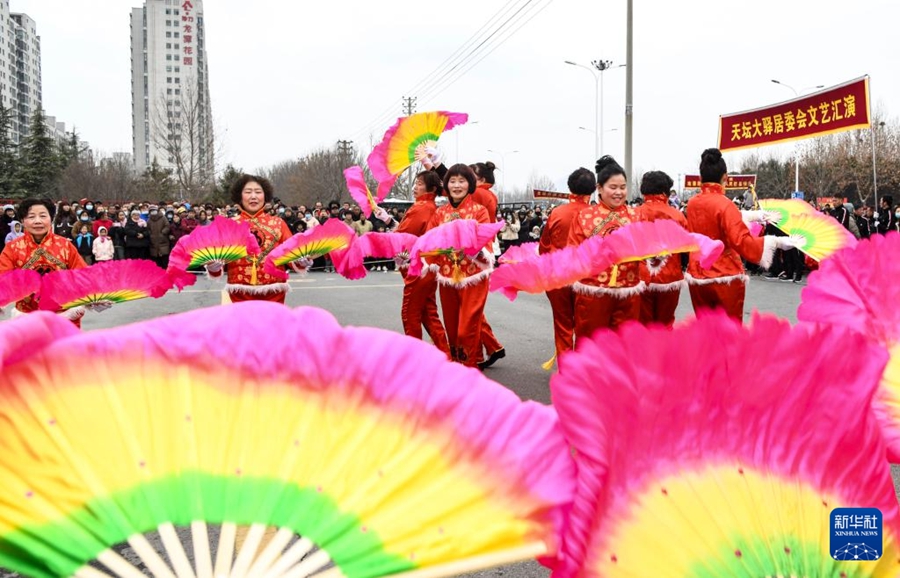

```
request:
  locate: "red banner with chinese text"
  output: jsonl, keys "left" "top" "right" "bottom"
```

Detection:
{"left": 683, "top": 175, "right": 757, "bottom": 190}
{"left": 718, "top": 77, "right": 870, "bottom": 152}
{"left": 533, "top": 189, "right": 570, "bottom": 200}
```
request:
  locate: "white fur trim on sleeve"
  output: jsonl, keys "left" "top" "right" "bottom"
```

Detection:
{"left": 759, "top": 235, "right": 778, "bottom": 270}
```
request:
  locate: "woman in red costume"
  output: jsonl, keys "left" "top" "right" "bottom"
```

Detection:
{"left": 394, "top": 170, "right": 450, "bottom": 356}
{"left": 685, "top": 148, "right": 796, "bottom": 320}
{"left": 469, "top": 161, "right": 505, "bottom": 369}
{"left": 539, "top": 167, "right": 594, "bottom": 355}
{"left": 567, "top": 156, "right": 642, "bottom": 340}
{"left": 207, "top": 175, "right": 293, "bottom": 303}
{"left": 0, "top": 198, "right": 87, "bottom": 324}
{"left": 637, "top": 170, "right": 687, "bottom": 328}
{"left": 425, "top": 164, "right": 492, "bottom": 368}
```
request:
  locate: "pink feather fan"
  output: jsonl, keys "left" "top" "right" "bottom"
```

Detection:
{"left": 407, "top": 220, "right": 504, "bottom": 277}
{"left": 167, "top": 216, "right": 261, "bottom": 289}
{"left": 344, "top": 166, "right": 380, "bottom": 218}
{"left": 0, "top": 269, "right": 41, "bottom": 310}
{"left": 39, "top": 260, "right": 173, "bottom": 312}
{"left": 799, "top": 231, "right": 900, "bottom": 461}
{"left": 331, "top": 232, "right": 418, "bottom": 280}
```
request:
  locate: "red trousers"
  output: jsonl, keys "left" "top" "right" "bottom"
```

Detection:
{"left": 545, "top": 287, "right": 575, "bottom": 355}
{"left": 439, "top": 279, "right": 489, "bottom": 367}
{"left": 480, "top": 315, "right": 503, "bottom": 359}
{"left": 639, "top": 288, "right": 681, "bottom": 328}
{"left": 573, "top": 292, "right": 641, "bottom": 341}
{"left": 688, "top": 280, "right": 745, "bottom": 321}
{"left": 228, "top": 289, "right": 287, "bottom": 304}
{"left": 401, "top": 271, "right": 450, "bottom": 356}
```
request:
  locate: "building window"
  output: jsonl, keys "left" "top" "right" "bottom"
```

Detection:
{"left": 166, "top": 54, "right": 171, "bottom": 60}
{"left": 166, "top": 31, "right": 171, "bottom": 38}
{"left": 166, "top": 43, "right": 171, "bottom": 49}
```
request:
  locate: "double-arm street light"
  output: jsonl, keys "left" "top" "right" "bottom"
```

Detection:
{"left": 770, "top": 79, "right": 825, "bottom": 194}
{"left": 565, "top": 60, "right": 625, "bottom": 160}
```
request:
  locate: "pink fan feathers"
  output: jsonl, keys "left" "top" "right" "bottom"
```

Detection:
{"left": 263, "top": 219, "right": 356, "bottom": 280}
{"left": 344, "top": 166, "right": 379, "bottom": 218}
{"left": 39, "top": 260, "right": 173, "bottom": 311}
{"left": 498, "top": 243, "right": 539, "bottom": 264}
{"left": 407, "top": 220, "right": 504, "bottom": 277}
{"left": 0, "top": 269, "right": 41, "bottom": 309}
{"left": 331, "top": 232, "right": 418, "bottom": 280}
{"left": 490, "top": 220, "right": 723, "bottom": 301}
{"left": 167, "top": 216, "right": 261, "bottom": 289}
{"left": 799, "top": 231, "right": 900, "bottom": 461}
{"left": 550, "top": 313, "right": 896, "bottom": 578}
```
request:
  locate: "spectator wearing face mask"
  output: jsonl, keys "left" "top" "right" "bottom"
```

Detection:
{"left": 80, "top": 199, "right": 96, "bottom": 219}
{"left": 54, "top": 202, "right": 76, "bottom": 240}
{"left": 73, "top": 221, "right": 96, "bottom": 265}
{"left": 148, "top": 205, "right": 172, "bottom": 269}
{"left": 124, "top": 210, "right": 150, "bottom": 260}
{"left": 77, "top": 208, "right": 93, "bottom": 233}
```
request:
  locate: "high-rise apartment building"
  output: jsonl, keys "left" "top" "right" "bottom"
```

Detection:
{"left": 0, "top": 0, "right": 41, "bottom": 144}
{"left": 131, "top": 0, "right": 213, "bottom": 185}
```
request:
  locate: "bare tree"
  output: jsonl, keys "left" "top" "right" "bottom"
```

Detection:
{"left": 151, "top": 82, "right": 216, "bottom": 200}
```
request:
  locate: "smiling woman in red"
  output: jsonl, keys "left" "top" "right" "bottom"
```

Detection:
{"left": 567, "top": 156, "right": 642, "bottom": 340}
{"left": 0, "top": 198, "right": 87, "bottom": 322}
{"left": 426, "top": 164, "right": 492, "bottom": 367}
{"left": 207, "top": 175, "right": 293, "bottom": 304}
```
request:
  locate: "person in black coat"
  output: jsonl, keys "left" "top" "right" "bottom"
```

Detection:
{"left": 123, "top": 211, "right": 150, "bottom": 260}
{"left": 878, "top": 196, "right": 896, "bottom": 235}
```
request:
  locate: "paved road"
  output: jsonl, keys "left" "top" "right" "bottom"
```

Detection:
{"left": 4, "top": 271, "right": 896, "bottom": 577}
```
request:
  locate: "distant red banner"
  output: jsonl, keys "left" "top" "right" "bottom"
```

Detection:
{"left": 683, "top": 174, "right": 756, "bottom": 190}
{"left": 718, "top": 77, "right": 870, "bottom": 152}
{"left": 533, "top": 189, "right": 569, "bottom": 200}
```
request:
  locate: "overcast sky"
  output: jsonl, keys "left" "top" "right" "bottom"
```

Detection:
{"left": 14, "top": 0, "right": 900, "bottom": 195}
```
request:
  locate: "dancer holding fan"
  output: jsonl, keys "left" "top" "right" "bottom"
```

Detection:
{"left": 539, "top": 167, "right": 593, "bottom": 355}
{"left": 208, "top": 174, "right": 293, "bottom": 303}
{"left": 395, "top": 170, "right": 451, "bottom": 356}
{"left": 637, "top": 170, "right": 687, "bottom": 327}
{"left": 425, "top": 164, "right": 494, "bottom": 367}
{"left": 685, "top": 149, "right": 797, "bottom": 320}
{"left": 567, "top": 157, "right": 642, "bottom": 340}
{"left": 470, "top": 161, "right": 505, "bottom": 368}
{"left": 0, "top": 198, "right": 87, "bottom": 323}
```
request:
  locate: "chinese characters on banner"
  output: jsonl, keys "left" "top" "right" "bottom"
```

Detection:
{"left": 533, "top": 189, "right": 570, "bottom": 201}
{"left": 683, "top": 175, "right": 757, "bottom": 190}
{"left": 182, "top": 1, "right": 194, "bottom": 66}
{"left": 718, "top": 77, "right": 871, "bottom": 152}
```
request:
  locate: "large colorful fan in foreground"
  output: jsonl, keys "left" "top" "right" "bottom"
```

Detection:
{"left": 0, "top": 303, "right": 574, "bottom": 578}
{"left": 490, "top": 220, "right": 723, "bottom": 301}
{"left": 345, "top": 165, "right": 380, "bottom": 217}
{"left": 550, "top": 313, "right": 898, "bottom": 578}
{"left": 367, "top": 111, "right": 468, "bottom": 196}
{"left": 407, "top": 220, "right": 504, "bottom": 277}
{"left": 777, "top": 211, "right": 857, "bottom": 261}
{"left": 263, "top": 219, "right": 356, "bottom": 279}
{"left": 38, "top": 260, "right": 172, "bottom": 312}
{"left": 0, "top": 269, "right": 40, "bottom": 310}
{"left": 167, "top": 216, "right": 261, "bottom": 289}
{"left": 799, "top": 231, "right": 900, "bottom": 461}
{"left": 758, "top": 198, "right": 816, "bottom": 229}
{"left": 331, "top": 232, "right": 418, "bottom": 280}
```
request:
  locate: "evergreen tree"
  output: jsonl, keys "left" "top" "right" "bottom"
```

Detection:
{"left": 205, "top": 163, "right": 242, "bottom": 205}
{"left": 136, "top": 157, "right": 177, "bottom": 201}
{"left": 19, "top": 107, "right": 63, "bottom": 197}
{"left": 0, "top": 102, "right": 19, "bottom": 198}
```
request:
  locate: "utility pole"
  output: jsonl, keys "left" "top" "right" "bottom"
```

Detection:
{"left": 402, "top": 96, "right": 417, "bottom": 200}
{"left": 624, "top": 0, "right": 634, "bottom": 192}
{"left": 336, "top": 139, "right": 354, "bottom": 200}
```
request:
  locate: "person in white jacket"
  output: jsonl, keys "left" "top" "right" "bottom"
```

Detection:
{"left": 92, "top": 226, "right": 115, "bottom": 262}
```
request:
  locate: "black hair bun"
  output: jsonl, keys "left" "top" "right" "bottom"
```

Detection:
{"left": 485, "top": 161, "right": 497, "bottom": 171}
{"left": 595, "top": 155, "right": 621, "bottom": 174}
{"left": 701, "top": 148, "right": 722, "bottom": 164}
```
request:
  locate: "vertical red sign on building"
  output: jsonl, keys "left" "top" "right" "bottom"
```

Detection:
{"left": 182, "top": 1, "right": 194, "bottom": 66}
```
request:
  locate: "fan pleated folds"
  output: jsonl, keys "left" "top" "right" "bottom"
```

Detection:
{"left": 0, "top": 303, "right": 574, "bottom": 578}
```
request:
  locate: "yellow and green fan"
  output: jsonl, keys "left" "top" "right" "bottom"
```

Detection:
{"left": 0, "top": 303, "right": 574, "bottom": 578}
{"left": 757, "top": 198, "right": 816, "bottom": 230}
{"left": 777, "top": 212, "right": 857, "bottom": 261}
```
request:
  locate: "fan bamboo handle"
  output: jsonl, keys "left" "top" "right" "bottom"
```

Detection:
{"left": 378, "top": 542, "right": 548, "bottom": 578}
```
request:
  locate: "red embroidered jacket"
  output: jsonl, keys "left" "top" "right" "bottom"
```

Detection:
{"left": 638, "top": 194, "right": 688, "bottom": 288}
{"left": 425, "top": 195, "right": 492, "bottom": 286}
{"left": 0, "top": 232, "right": 87, "bottom": 312}
{"left": 226, "top": 210, "right": 293, "bottom": 287}
{"left": 568, "top": 201, "right": 641, "bottom": 292}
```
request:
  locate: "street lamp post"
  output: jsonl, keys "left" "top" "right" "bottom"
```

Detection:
{"left": 565, "top": 60, "right": 625, "bottom": 160}
{"left": 872, "top": 120, "right": 886, "bottom": 217}
{"left": 487, "top": 149, "right": 519, "bottom": 204}
{"left": 770, "top": 79, "right": 825, "bottom": 194}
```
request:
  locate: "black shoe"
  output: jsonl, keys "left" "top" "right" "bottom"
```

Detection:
{"left": 763, "top": 272, "right": 778, "bottom": 280}
{"left": 778, "top": 272, "right": 791, "bottom": 282}
{"left": 792, "top": 276, "right": 803, "bottom": 284}
{"left": 478, "top": 348, "right": 506, "bottom": 370}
